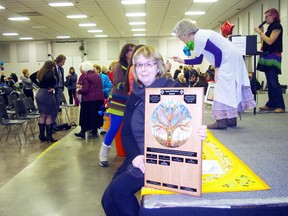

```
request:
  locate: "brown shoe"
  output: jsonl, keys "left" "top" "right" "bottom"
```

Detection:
{"left": 207, "top": 119, "right": 227, "bottom": 130}
{"left": 274, "top": 108, "right": 285, "bottom": 113}
{"left": 259, "top": 106, "right": 273, "bottom": 111}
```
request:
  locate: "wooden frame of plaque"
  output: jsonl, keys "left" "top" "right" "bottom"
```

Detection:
{"left": 144, "top": 87, "right": 204, "bottom": 197}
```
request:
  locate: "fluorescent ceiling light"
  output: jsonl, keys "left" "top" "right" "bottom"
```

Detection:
{"left": 121, "top": 0, "right": 145, "bottom": 5}
{"left": 19, "top": 37, "right": 33, "bottom": 40}
{"left": 129, "top": 22, "right": 146, "bottom": 25}
{"left": 0, "top": 5, "right": 5, "bottom": 9}
{"left": 3, "top": 33, "right": 19, "bottom": 36}
{"left": 126, "top": 13, "right": 146, "bottom": 17}
{"left": 57, "top": 36, "right": 70, "bottom": 39}
{"left": 95, "top": 35, "right": 108, "bottom": 38}
{"left": 88, "top": 30, "right": 103, "bottom": 33}
{"left": 194, "top": 0, "right": 217, "bottom": 2}
{"left": 79, "top": 23, "right": 96, "bottom": 27}
{"left": 133, "top": 33, "right": 146, "bottom": 36}
{"left": 8, "top": 17, "right": 30, "bottom": 21}
{"left": 131, "top": 28, "right": 146, "bottom": 31}
{"left": 185, "top": 11, "right": 205, "bottom": 15}
{"left": 48, "top": 2, "right": 74, "bottom": 7}
{"left": 32, "top": 26, "right": 46, "bottom": 29}
{"left": 67, "top": 15, "right": 87, "bottom": 19}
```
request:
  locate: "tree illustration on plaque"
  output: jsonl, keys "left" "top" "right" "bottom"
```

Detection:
{"left": 151, "top": 100, "right": 192, "bottom": 148}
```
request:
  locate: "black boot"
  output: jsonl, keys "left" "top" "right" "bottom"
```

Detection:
{"left": 74, "top": 130, "right": 85, "bottom": 138}
{"left": 227, "top": 117, "right": 237, "bottom": 127}
{"left": 207, "top": 119, "right": 227, "bottom": 130}
{"left": 46, "top": 124, "right": 57, "bottom": 143}
{"left": 38, "top": 123, "right": 46, "bottom": 142}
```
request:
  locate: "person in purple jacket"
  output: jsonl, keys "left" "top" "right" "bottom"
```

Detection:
{"left": 172, "top": 19, "right": 256, "bottom": 130}
{"left": 74, "top": 61, "right": 104, "bottom": 138}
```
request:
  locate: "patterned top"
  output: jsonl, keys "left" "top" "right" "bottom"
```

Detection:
{"left": 106, "top": 63, "right": 129, "bottom": 116}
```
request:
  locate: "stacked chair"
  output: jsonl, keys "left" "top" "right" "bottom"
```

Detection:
{"left": 0, "top": 102, "right": 27, "bottom": 146}
{"left": 13, "top": 99, "right": 39, "bottom": 139}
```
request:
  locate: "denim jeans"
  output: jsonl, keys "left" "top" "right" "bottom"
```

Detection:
{"left": 102, "top": 168, "right": 144, "bottom": 216}
{"left": 264, "top": 70, "right": 285, "bottom": 110}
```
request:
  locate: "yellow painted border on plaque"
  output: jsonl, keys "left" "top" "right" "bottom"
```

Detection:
{"left": 141, "top": 130, "right": 270, "bottom": 196}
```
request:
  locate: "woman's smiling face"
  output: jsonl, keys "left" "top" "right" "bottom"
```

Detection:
{"left": 135, "top": 54, "right": 159, "bottom": 87}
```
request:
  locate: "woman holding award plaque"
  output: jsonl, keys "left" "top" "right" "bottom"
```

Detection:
{"left": 172, "top": 19, "right": 256, "bottom": 130}
{"left": 101, "top": 45, "right": 207, "bottom": 216}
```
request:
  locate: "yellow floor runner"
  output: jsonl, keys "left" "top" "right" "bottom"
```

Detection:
{"left": 142, "top": 130, "right": 270, "bottom": 196}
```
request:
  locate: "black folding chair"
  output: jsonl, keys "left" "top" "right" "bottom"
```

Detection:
{"left": 58, "top": 92, "right": 70, "bottom": 123}
{"left": 22, "top": 97, "right": 39, "bottom": 115}
{"left": 18, "top": 93, "right": 26, "bottom": 99}
{"left": 0, "top": 102, "right": 27, "bottom": 146}
{"left": 7, "top": 94, "right": 18, "bottom": 110}
{"left": 6, "top": 94, "right": 17, "bottom": 116}
{"left": 0, "top": 95, "right": 6, "bottom": 105}
{"left": 14, "top": 99, "right": 39, "bottom": 139}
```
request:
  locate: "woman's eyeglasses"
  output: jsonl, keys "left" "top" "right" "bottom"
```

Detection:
{"left": 135, "top": 62, "right": 157, "bottom": 69}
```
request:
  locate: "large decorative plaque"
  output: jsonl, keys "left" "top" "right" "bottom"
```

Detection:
{"left": 144, "top": 87, "right": 204, "bottom": 196}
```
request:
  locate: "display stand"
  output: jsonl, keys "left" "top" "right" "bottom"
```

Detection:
{"left": 204, "top": 83, "right": 215, "bottom": 105}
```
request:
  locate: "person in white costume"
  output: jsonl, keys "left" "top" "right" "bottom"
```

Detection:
{"left": 172, "top": 19, "right": 256, "bottom": 129}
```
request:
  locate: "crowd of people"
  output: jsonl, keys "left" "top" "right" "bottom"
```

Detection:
{"left": 173, "top": 63, "right": 215, "bottom": 93}
{"left": 101, "top": 9, "right": 283, "bottom": 214}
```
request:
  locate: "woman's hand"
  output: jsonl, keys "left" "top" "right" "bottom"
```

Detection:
{"left": 254, "top": 27, "right": 263, "bottom": 35}
{"left": 132, "top": 155, "right": 145, "bottom": 173}
{"left": 197, "top": 125, "right": 207, "bottom": 141}
{"left": 76, "top": 86, "right": 82, "bottom": 92}
{"left": 171, "top": 56, "right": 184, "bottom": 64}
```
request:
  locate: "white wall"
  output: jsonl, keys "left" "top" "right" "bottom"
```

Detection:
{"left": 1, "top": 37, "right": 191, "bottom": 80}
{"left": 1, "top": 0, "right": 287, "bottom": 86}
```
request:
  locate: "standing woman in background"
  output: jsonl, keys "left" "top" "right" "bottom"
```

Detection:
{"left": 66, "top": 66, "right": 78, "bottom": 105}
{"left": 93, "top": 64, "right": 112, "bottom": 99}
{"left": 99, "top": 43, "right": 136, "bottom": 167}
{"left": 74, "top": 61, "right": 104, "bottom": 139}
{"left": 127, "top": 44, "right": 145, "bottom": 95}
{"left": 107, "top": 61, "right": 118, "bottom": 83}
{"left": 255, "top": 8, "right": 285, "bottom": 113}
{"left": 22, "top": 68, "right": 34, "bottom": 101}
{"left": 74, "top": 66, "right": 86, "bottom": 106}
{"left": 172, "top": 19, "right": 256, "bottom": 129}
{"left": 35, "top": 60, "right": 57, "bottom": 143}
